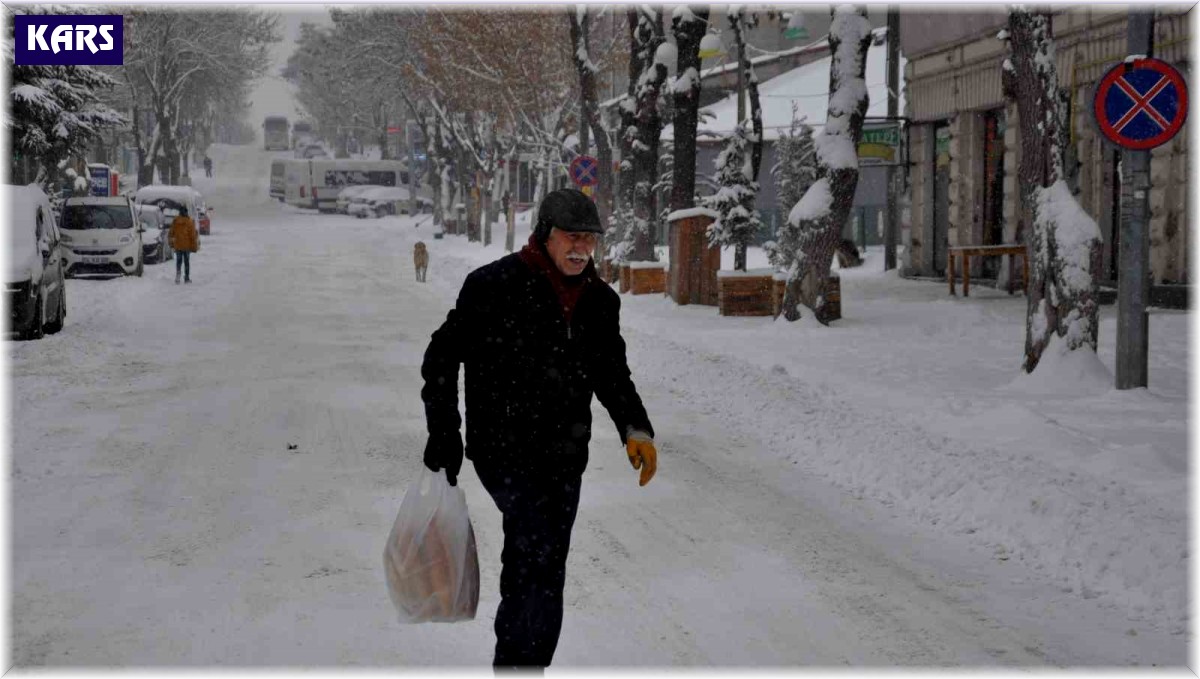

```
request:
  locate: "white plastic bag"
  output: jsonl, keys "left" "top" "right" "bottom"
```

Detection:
{"left": 383, "top": 467, "right": 480, "bottom": 623}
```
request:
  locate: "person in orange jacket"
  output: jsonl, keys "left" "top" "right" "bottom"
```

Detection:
{"left": 168, "top": 206, "right": 199, "bottom": 284}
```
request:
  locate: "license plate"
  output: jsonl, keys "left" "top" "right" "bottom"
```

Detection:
{"left": 82, "top": 256, "right": 108, "bottom": 264}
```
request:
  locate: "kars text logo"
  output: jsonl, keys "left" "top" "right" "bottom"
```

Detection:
{"left": 14, "top": 15, "right": 124, "bottom": 66}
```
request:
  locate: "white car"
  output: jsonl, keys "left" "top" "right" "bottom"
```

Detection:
{"left": 135, "top": 185, "right": 202, "bottom": 234}
{"left": 136, "top": 204, "right": 173, "bottom": 264}
{"left": 336, "top": 184, "right": 382, "bottom": 214}
{"left": 5, "top": 184, "right": 67, "bottom": 339}
{"left": 348, "top": 186, "right": 412, "bottom": 218}
{"left": 59, "top": 196, "right": 144, "bottom": 277}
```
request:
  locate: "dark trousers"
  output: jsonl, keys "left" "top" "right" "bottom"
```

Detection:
{"left": 175, "top": 251, "right": 190, "bottom": 280}
{"left": 473, "top": 460, "right": 583, "bottom": 669}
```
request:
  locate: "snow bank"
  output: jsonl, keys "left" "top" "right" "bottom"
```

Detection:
{"left": 1002, "top": 333, "right": 1113, "bottom": 396}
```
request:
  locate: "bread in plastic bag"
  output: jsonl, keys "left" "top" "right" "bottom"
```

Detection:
{"left": 383, "top": 466, "right": 480, "bottom": 623}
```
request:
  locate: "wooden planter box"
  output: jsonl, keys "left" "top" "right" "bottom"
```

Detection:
{"left": 820, "top": 273, "right": 842, "bottom": 322}
{"left": 667, "top": 209, "right": 720, "bottom": 306}
{"left": 618, "top": 264, "right": 631, "bottom": 293}
{"left": 718, "top": 270, "right": 776, "bottom": 316}
{"left": 628, "top": 263, "right": 667, "bottom": 295}
{"left": 599, "top": 258, "right": 620, "bottom": 284}
{"left": 771, "top": 273, "right": 842, "bottom": 321}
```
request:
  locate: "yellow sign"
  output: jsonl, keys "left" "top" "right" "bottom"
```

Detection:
{"left": 581, "top": 185, "right": 594, "bottom": 198}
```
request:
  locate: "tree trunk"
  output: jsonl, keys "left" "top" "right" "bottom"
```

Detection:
{"left": 1003, "top": 8, "right": 1103, "bottom": 372}
{"left": 669, "top": 7, "right": 709, "bottom": 214}
{"left": 730, "top": 11, "right": 764, "bottom": 271}
{"left": 570, "top": 6, "right": 615, "bottom": 230}
{"left": 617, "top": 9, "right": 641, "bottom": 217}
{"left": 631, "top": 9, "right": 666, "bottom": 261}
{"left": 779, "top": 6, "right": 873, "bottom": 324}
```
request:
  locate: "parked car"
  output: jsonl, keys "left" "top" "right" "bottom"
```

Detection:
{"left": 59, "top": 196, "right": 144, "bottom": 278}
{"left": 136, "top": 204, "right": 173, "bottom": 264}
{"left": 336, "top": 184, "right": 382, "bottom": 214}
{"left": 348, "top": 186, "right": 412, "bottom": 218}
{"left": 134, "top": 185, "right": 202, "bottom": 236}
{"left": 5, "top": 184, "right": 67, "bottom": 339}
{"left": 296, "top": 143, "right": 328, "bottom": 159}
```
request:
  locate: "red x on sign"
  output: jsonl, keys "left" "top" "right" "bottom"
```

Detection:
{"left": 569, "top": 155, "right": 599, "bottom": 188}
{"left": 1094, "top": 57, "right": 1188, "bottom": 151}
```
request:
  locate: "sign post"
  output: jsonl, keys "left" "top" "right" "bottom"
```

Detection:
{"left": 1092, "top": 14, "right": 1186, "bottom": 389}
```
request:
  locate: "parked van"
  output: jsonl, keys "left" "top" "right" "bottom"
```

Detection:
{"left": 283, "top": 159, "right": 408, "bottom": 212}
{"left": 5, "top": 184, "right": 67, "bottom": 339}
{"left": 60, "top": 196, "right": 144, "bottom": 277}
{"left": 270, "top": 159, "right": 288, "bottom": 202}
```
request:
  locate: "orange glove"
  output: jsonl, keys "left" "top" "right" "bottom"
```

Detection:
{"left": 626, "top": 431, "right": 657, "bottom": 487}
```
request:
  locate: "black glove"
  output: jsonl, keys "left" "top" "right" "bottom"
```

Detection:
{"left": 423, "top": 430, "right": 463, "bottom": 486}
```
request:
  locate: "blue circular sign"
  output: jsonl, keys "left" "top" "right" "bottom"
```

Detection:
{"left": 569, "top": 155, "right": 599, "bottom": 187}
{"left": 1093, "top": 57, "right": 1188, "bottom": 150}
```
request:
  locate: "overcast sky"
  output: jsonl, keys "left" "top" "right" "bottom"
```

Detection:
{"left": 247, "top": 6, "right": 332, "bottom": 129}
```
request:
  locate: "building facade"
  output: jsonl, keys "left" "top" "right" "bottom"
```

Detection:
{"left": 901, "top": 7, "right": 1191, "bottom": 288}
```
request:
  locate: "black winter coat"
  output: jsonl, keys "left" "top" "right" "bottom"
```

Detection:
{"left": 421, "top": 253, "right": 653, "bottom": 478}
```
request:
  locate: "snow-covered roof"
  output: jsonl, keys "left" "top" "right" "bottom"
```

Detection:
{"left": 663, "top": 33, "right": 906, "bottom": 143}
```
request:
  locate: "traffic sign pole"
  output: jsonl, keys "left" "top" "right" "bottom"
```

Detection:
{"left": 1116, "top": 10, "right": 1154, "bottom": 390}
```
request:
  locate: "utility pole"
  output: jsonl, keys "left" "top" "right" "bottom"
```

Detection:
{"left": 1116, "top": 9, "right": 1153, "bottom": 389}
{"left": 884, "top": 5, "right": 900, "bottom": 271}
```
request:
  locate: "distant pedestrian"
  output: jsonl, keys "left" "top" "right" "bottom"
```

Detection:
{"left": 168, "top": 206, "right": 199, "bottom": 284}
{"left": 203, "top": 156, "right": 213, "bottom": 178}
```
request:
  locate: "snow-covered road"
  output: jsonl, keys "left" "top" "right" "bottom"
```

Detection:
{"left": 7, "top": 144, "right": 1189, "bottom": 668}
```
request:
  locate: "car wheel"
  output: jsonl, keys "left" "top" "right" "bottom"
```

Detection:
{"left": 21, "top": 291, "right": 44, "bottom": 341}
{"left": 44, "top": 287, "right": 64, "bottom": 335}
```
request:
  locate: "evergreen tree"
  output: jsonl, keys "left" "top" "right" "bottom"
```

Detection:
{"left": 704, "top": 121, "right": 763, "bottom": 268}
{"left": 6, "top": 5, "right": 124, "bottom": 185}
{"left": 766, "top": 104, "right": 816, "bottom": 274}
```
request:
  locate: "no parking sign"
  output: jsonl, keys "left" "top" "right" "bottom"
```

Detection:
{"left": 1093, "top": 57, "right": 1188, "bottom": 150}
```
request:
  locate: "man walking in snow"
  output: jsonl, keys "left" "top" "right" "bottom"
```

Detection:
{"left": 421, "top": 188, "right": 657, "bottom": 670}
{"left": 168, "top": 206, "right": 199, "bottom": 284}
{"left": 203, "top": 155, "right": 213, "bottom": 178}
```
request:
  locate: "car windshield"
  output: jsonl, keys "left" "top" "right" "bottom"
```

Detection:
{"left": 61, "top": 204, "right": 133, "bottom": 230}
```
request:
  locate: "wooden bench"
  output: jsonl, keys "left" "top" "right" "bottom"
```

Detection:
{"left": 948, "top": 244, "right": 1029, "bottom": 297}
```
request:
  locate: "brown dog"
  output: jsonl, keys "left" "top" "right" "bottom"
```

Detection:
{"left": 413, "top": 241, "right": 428, "bottom": 282}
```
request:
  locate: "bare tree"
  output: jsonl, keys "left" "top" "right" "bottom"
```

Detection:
{"left": 775, "top": 6, "right": 872, "bottom": 324}
{"left": 1001, "top": 8, "right": 1103, "bottom": 372}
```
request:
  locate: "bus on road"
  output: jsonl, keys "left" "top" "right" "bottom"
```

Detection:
{"left": 263, "top": 116, "right": 289, "bottom": 151}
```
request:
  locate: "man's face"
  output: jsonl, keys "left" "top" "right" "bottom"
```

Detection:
{"left": 545, "top": 227, "right": 597, "bottom": 276}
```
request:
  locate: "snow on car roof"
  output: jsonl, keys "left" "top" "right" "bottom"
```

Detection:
{"left": 361, "top": 186, "right": 410, "bottom": 199}
{"left": 135, "top": 185, "right": 198, "bottom": 201}
{"left": 4, "top": 184, "right": 48, "bottom": 253}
